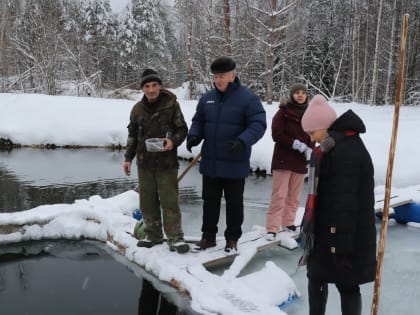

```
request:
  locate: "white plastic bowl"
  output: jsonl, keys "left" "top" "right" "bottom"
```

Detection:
{"left": 145, "top": 138, "right": 165, "bottom": 152}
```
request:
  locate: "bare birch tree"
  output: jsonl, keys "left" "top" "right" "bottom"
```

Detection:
{"left": 370, "top": 0, "right": 384, "bottom": 105}
{"left": 384, "top": 0, "right": 398, "bottom": 105}
{"left": 0, "top": 0, "right": 8, "bottom": 92}
{"left": 223, "top": 0, "right": 232, "bottom": 55}
{"left": 351, "top": 0, "right": 361, "bottom": 101}
{"left": 246, "top": 0, "right": 296, "bottom": 104}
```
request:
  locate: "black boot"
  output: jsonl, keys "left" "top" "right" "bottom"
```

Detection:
{"left": 308, "top": 280, "right": 328, "bottom": 315}
{"left": 340, "top": 292, "right": 362, "bottom": 315}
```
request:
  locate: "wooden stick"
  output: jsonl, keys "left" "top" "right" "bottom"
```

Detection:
{"left": 370, "top": 13, "right": 409, "bottom": 315}
{"left": 177, "top": 152, "right": 201, "bottom": 182}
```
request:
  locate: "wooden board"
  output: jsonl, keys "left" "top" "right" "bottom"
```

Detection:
{"left": 203, "top": 240, "right": 278, "bottom": 269}
{"left": 202, "top": 232, "right": 299, "bottom": 269}
{"left": 374, "top": 195, "right": 413, "bottom": 213}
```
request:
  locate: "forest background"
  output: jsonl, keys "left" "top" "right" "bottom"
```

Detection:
{"left": 0, "top": 0, "right": 419, "bottom": 105}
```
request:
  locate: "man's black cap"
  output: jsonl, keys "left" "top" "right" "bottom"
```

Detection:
{"left": 210, "top": 57, "right": 236, "bottom": 74}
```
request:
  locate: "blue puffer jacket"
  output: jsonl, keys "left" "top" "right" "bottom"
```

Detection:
{"left": 188, "top": 78, "right": 266, "bottom": 178}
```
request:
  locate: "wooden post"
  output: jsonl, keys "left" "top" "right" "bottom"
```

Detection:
{"left": 370, "top": 14, "right": 409, "bottom": 315}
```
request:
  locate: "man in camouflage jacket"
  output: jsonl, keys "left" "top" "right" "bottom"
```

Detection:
{"left": 123, "top": 69, "right": 189, "bottom": 254}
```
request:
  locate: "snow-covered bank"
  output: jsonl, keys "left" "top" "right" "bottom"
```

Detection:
{"left": 1, "top": 92, "right": 419, "bottom": 189}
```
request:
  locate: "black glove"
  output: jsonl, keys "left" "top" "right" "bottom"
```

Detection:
{"left": 186, "top": 136, "right": 200, "bottom": 152}
{"left": 227, "top": 139, "right": 244, "bottom": 154}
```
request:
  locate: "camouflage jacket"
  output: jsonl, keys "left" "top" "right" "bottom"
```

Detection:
{"left": 124, "top": 89, "right": 188, "bottom": 170}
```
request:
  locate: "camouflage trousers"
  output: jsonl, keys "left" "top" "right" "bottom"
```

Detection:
{"left": 137, "top": 168, "right": 184, "bottom": 245}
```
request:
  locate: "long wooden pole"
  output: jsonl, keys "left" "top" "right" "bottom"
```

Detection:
{"left": 370, "top": 14, "right": 409, "bottom": 315}
{"left": 177, "top": 152, "right": 201, "bottom": 182}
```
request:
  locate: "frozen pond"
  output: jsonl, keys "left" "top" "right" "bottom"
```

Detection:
{"left": 0, "top": 148, "right": 419, "bottom": 314}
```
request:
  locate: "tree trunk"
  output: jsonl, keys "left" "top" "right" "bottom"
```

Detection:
{"left": 0, "top": 0, "right": 8, "bottom": 92}
{"left": 384, "top": 0, "right": 397, "bottom": 105}
{"left": 351, "top": 0, "right": 360, "bottom": 101}
{"left": 370, "top": 0, "right": 384, "bottom": 105}
{"left": 362, "top": 10, "right": 369, "bottom": 103}
{"left": 265, "top": 0, "right": 277, "bottom": 105}
{"left": 223, "top": 0, "right": 232, "bottom": 55}
{"left": 187, "top": 20, "right": 194, "bottom": 100}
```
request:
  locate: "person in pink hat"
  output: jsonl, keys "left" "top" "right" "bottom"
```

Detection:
{"left": 299, "top": 94, "right": 377, "bottom": 315}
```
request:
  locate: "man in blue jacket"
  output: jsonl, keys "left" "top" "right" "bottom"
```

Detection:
{"left": 186, "top": 56, "right": 267, "bottom": 253}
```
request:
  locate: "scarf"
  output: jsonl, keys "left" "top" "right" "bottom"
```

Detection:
{"left": 298, "top": 145, "right": 322, "bottom": 267}
{"left": 298, "top": 133, "right": 342, "bottom": 266}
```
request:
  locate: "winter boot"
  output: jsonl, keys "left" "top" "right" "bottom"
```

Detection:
{"left": 224, "top": 239, "right": 238, "bottom": 253}
{"left": 266, "top": 232, "right": 276, "bottom": 241}
{"left": 194, "top": 238, "right": 216, "bottom": 251}
{"left": 137, "top": 238, "right": 163, "bottom": 248}
{"left": 169, "top": 241, "right": 190, "bottom": 254}
{"left": 285, "top": 225, "right": 297, "bottom": 232}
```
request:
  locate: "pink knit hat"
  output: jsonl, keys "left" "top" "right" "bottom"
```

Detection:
{"left": 301, "top": 95, "right": 337, "bottom": 132}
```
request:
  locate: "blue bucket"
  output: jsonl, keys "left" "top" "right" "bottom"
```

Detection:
{"left": 393, "top": 202, "right": 420, "bottom": 223}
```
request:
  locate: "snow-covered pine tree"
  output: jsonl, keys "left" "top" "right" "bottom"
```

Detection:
{"left": 131, "top": 0, "right": 167, "bottom": 74}
{"left": 81, "top": 0, "right": 116, "bottom": 93}
{"left": 11, "top": 0, "right": 64, "bottom": 95}
{"left": 117, "top": 8, "right": 142, "bottom": 85}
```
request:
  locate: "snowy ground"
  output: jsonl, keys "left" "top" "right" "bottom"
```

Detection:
{"left": 1, "top": 90, "right": 420, "bottom": 314}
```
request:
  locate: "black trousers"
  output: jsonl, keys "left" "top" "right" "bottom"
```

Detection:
{"left": 201, "top": 175, "right": 245, "bottom": 241}
{"left": 308, "top": 279, "right": 362, "bottom": 315}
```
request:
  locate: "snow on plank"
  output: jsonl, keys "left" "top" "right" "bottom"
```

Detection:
{"left": 374, "top": 195, "right": 412, "bottom": 213}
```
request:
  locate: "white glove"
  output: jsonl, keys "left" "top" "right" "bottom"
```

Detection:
{"left": 292, "top": 139, "right": 308, "bottom": 153}
{"left": 305, "top": 147, "right": 312, "bottom": 161}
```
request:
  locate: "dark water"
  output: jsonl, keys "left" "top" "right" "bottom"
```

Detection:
{"left": 0, "top": 148, "right": 138, "bottom": 212}
{"left": 0, "top": 148, "right": 207, "bottom": 315}
{"left": 0, "top": 240, "right": 199, "bottom": 315}
{"left": 0, "top": 241, "right": 141, "bottom": 315}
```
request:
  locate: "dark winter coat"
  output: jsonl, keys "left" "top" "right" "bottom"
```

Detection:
{"left": 124, "top": 89, "right": 188, "bottom": 170}
{"left": 271, "top": 101, "right": 313, "bottom": 174}
{"left": 188, "top": 78, "right": 266, "bottom": 179}
{"left": 307, "top": 109, "right": 377, "bottom": 287}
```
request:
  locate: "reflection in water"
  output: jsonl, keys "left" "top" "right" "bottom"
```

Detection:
{"left": 0, "top": 176, "right": 138, "bottom": 212}
{"left": 137, "top": 278, "right": 202, "bottom": 315}
{"left": 138, "top": 280, "right": 176, "bottom": 315}
{"left": 0, "top": 148, "right": 273, "bottom": 213}
{"left": 0, "top": 240, "right": 201, "bottom": 315}
{"left": 0, "top": 148, "right": 139, "bottom": 212}
{"left": 0, "top": 241, "right": 141, "bottom": 315}
{"left": 179, "top": 185, "right": 201, "bottom": 204}
{"left": 0, "top": 149, "right": 205, "bottom": 212}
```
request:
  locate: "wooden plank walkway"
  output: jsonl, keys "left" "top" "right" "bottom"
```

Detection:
{"left": 374, "top": 195, "right": 412, "bottom": 213}
{"left": 202, "top": 231, "right": 299, "bottom": 270}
